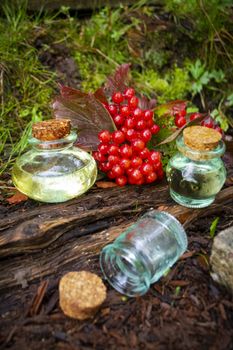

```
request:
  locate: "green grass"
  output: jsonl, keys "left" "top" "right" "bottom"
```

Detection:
{"left": 0, "top": 2, "right": 57, "bottom": 173}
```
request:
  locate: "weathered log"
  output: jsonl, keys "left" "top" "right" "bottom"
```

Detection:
{"left": 0, "top": 184, "right": 232, "bottom": 291}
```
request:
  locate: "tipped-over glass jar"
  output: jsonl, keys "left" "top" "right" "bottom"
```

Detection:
{"left": 12, "top": 119, "right": 97, "bottom": 203}
{"left": 100, "top": 210, "right": 187, "bottom": 297}
{"left": 166, "top": 126, "right": 226, "bottom": 208}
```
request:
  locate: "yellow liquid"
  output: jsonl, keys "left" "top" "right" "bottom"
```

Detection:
{"left": 12, "top": 151, "right": 97, "bottom": 203}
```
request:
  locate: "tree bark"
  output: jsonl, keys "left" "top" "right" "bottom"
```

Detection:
{"left": 0, "top": 183, "right": 232, "bottom": 291}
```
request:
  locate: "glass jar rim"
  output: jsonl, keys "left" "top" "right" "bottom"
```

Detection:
{"left": 176, "top": 134, "right": 225, "bottom": 160}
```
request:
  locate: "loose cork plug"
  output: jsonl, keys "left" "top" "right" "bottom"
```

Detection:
{"left": 183, "top": 126, "right": 222, "bottom": 151}
{"left": 59, "top": 271, "right": 107, "bottom": 320}
{"left": 32, "top": 119, "right": 71, "bottom": 141}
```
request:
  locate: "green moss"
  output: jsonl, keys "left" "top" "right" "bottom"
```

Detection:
{"left": 134, "top": 66, "right": 191, "bottom": 103}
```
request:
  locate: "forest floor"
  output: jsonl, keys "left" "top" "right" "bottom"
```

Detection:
{"left": 1, "top": 6, "right": 233, "bottom": 349}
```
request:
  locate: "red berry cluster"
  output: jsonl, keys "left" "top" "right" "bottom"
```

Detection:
{"left": 93, "top": 88, "right": 163, "bottom": 186}
{"left": 174, "top": 110, "right": 222, "bottom": 134}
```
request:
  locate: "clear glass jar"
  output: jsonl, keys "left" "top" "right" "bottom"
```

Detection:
{"left": 166, "top": 134, "right": 226, "bottom": 208}
{"left": 12, "top": 128, "right": 97, "bottom": 203}
{"left": 100, "top": 210, "right": 187, "bottom": 297}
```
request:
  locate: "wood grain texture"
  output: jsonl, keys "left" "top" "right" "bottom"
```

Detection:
{"left": 0, "top": 184, "right": 232, "bottom": 290}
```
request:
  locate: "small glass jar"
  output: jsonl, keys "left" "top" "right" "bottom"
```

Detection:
{"left": 100, "top": 210, "right": 187, "bottom": 297}
{"left": 12, "top": 120, "right": 97, "bottom": 203}
{"left": 166, "top": 127, "right": 226, "bottom": 208}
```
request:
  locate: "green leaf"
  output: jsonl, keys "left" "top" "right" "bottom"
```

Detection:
{"left": 211, "top": 109, "right": 229, "bottom": 131}
{"left": 210, "top": 217, "right": 220, "bottom": 238}
{"left": 156, "top": 113, "right": 205, "bottom": 147}
{"left": 154, "top": 100, "right": 187, "bottom": 117}
{"left": 226, "top": 93, "right": 233, "bottom": 107}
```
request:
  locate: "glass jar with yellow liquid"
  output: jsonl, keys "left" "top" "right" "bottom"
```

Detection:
{"left": 12, "top": 119, "right": 97, "bottom": 203}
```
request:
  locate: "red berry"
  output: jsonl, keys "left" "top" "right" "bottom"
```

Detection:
{"left": 108, "top": 170, "right": 116, "bottom": 179}
{"left": 131, "top": 156, "right": 143, "bottom": 168}
{"left": 143, "top": 110, "right": 154, "bottom": 121}
{"left": 131, "top": 139, "right": 145, "bottom": 153}
{"left": 93, "top": 151, "right": 99, "bottom": 161}
{"left": 120, "top": 105, "right": 131, "bottom": 117}
{"left": 113, "top": 114, "right": 125, "bottom": 127}
{"left": 97, "top": 153, "right": 107, "bottom": 163}
{"left": 108, "top": 155, "right": 120, "bottom": 166}
{"left": 120, "top": 158, "right": 131, "bottom": 170}
{"left": 175, "top": 116, "right": 186, "bottom": 128}
{"left": 146, "top": 119, "right": 154, "bottom": 128}
{"left": 146, "top": 172, "right": 157, "bottom": 183}
{"left": 126, "top": 167, "right": 134, "bottom": 177}
{"left": 101, "top": 162, "right": 112, "bottom": 172}
{"left": 157, "top": 168, "right": 164, "bottom": 180}
{"left": 124, "top": 118, "right": 136, "bottom": 129}
{"left": 134, "top": 178, "right": 145, "bottom": 186}
{"left": 125, "top": 128, "right": 137, "bottom": 141}
{"left": 112, "top": 92, "right": 124, "bottom": 104}
{"left": 179, "top": 109, "right": 186, "bottom": 118}
{"left": 116, "top": 176, "right": 127, "bottom": 187}
{"left": 107, "top": 104, "right": 118, "bottom": 116}
{"left": 111, "top": 164, "right": 124, "bottom": 177}
{"left": 98, "top": 130, "right": 112, "bottom": 143}
{"left": 98, "top": 143, "right": 109, "bottom": 155}
{"left": 132, "top": 108, "right": 143, "bottom": 119}
{"left": 141, "top": 163, "right": 154, "bottom": 176}
{"left": 150, "top": 124, "right": 160, "bottom": 135}
{"left": 121, "top": 126, "right": 128, "bottom": 134}
{"left": 136, "top": 119, "right": 147, "bottom": 130}
{"left": 139, "top": 148, "right": 151, "bottom": 160}
{"left": 108, "top": 144, "right": 119, "bottom": 155}
{"left": 129, "top": 169, "right": 143, "bottom": 183}
{"left": 124, "top": 88, "right": 135, "bottom": 99}
{"left": 128, "top": 96, "right": 139, "bottom": 109}
{"left": 120, "top": 144, "right": 133, "bottom": 158}
{"left": 150, "top": 151, "right": 161, "bottom": 164}
{"left": 112, "top": 130, "right": 125, "bottom": 144}
{"left": 190, "top": 112, "right": 201, "bottom": 121}
{"left": 201, "top": 118, "right": 214, "bottom": 128}
{"left": 214, "top": 126, "right": 223, "bottom": 135}
{"left": 141, "top": 129, "right": 152, "bottom": 142}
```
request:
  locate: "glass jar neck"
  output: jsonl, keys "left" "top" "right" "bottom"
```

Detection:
{"left": 176, "top": 135, "right": 225, "bottom": 161}
{"left": 28, "top": 130, "right": 77, "bottom": 151}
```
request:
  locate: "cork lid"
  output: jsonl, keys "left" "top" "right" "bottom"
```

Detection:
{"left": 183, "top": 126, "right": 221, "bottom": 151}
{"left": 32, "top": 119, "right": 71, "bottom": 141}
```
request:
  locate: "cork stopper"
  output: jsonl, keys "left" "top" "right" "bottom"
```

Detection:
{"left": 32, "top": 119, "right": 71, "bottom": 141}
{"left": 183, "top": 126, "right": 221, "bottom": 151}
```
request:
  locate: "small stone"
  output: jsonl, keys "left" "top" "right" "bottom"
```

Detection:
{"left": 210, "top": 226, "right": 233, "bottom": 293}
{"left": 59, "top": 271, "right": 107, "bottom": 320}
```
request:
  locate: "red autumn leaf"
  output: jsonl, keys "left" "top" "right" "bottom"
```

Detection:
{"left": 52, "top": 87, "right": 116, "bottom": 151}
{"left": 94, "top": 88, "right": 108, "bottom": 104}
{"left": 103, "top": 63, "right": 131, "bottom": 98}
{"left": 95, "top": 181, "right": 117, "bottom": 188}
{"left": 59, "top": 84, "right": 86, "bottom": 98}
{"left": 138, "top": 95, "right": 157, "bottom": 110}
{"left": 154, "top": 100, "right": 188, "bottom": 117}
{"left": 7, "top": 190, "right": 28, "bottom": 204}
